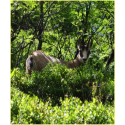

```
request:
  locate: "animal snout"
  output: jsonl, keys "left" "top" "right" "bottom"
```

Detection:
{"left": 83, "top": 59, "right": 87, "bottom": 62}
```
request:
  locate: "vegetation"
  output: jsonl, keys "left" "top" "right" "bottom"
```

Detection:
{"left": 11, "top": 87, "right": 114, "bottom": 124}
{"left": 11, "top": 1, "right": 114, "bottom": 124}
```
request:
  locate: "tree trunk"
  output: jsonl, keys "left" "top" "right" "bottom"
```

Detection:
{"left": 37, "top": 1, "right": 44, "bottom": 50}
{"left": 106, "top": 49, "right": 114, "bottom": 69}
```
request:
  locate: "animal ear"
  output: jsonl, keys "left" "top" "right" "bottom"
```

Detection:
{"left": 77, "top": 41, "right": 80, "bottom": 51}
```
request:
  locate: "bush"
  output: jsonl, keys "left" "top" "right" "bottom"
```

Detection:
{"left": 11, "top": 87, "right": 114, "bottom": 124}
{"left": 11, "top": 62, "right": 114, "bottom": 104}
{"left": 11, "top": 62, "right": 114, "bottom": 105}
{"left": 11, "top": 61, "right": 114, "bottom": 124}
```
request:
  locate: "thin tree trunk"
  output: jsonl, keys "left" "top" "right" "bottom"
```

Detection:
{"left": 37, "top": 1, "right": 44, "bottom": 50}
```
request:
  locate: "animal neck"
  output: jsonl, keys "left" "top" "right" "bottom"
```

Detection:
{"left": 61, "top": 56, "right": 84, "bottom": 69}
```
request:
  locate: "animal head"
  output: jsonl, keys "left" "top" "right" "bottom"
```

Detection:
{"left": 77, "top": 38, "right": 93, "bottom": 63}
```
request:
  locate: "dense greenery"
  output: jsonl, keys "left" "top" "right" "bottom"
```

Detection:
{"left": 11, "top": 87, "right": 114, "bottom": 124}
{"left": 11, "top": 1, "right": 114, "bottom": 124}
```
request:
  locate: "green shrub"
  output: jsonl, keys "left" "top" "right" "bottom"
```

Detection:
{"left": 11, "top": 87, "right": 114, "bottom": 124}
{"left": 11, "top": 61, "right": 114, "bottom": 104}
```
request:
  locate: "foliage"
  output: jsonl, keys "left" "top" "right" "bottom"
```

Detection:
{"left": 11, "top": 87, "right": 114, "bottom": 124}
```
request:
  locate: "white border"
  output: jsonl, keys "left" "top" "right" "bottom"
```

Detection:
{"left": 0, "top": 0, "right": 10, "bottom": 124}
{"left": 115, "top": 0, "right": 125, "bottom": 125}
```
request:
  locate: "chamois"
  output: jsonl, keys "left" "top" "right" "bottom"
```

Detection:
{"left": 26, "top": 38, "right": 93, "bottom": 75}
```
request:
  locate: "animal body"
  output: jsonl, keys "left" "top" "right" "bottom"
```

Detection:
{"left": 26, "top": 38, "right": 93, "bottom": 75}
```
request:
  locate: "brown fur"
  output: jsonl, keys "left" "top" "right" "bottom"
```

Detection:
{"left": 60, "top": 57, "right": 84, "bottom": 69}
{"left": 26, "top": 50, "right": 83, "bottom": 75}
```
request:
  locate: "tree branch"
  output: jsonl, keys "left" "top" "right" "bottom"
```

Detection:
{"left": 103, "top": 2, "right": 114, "bottom": 18}
{"left": 43, "top": 2, "right": 71, "bottom": 18}
{"left": 44, "top": 1, "right": 55, "bottom": 15}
